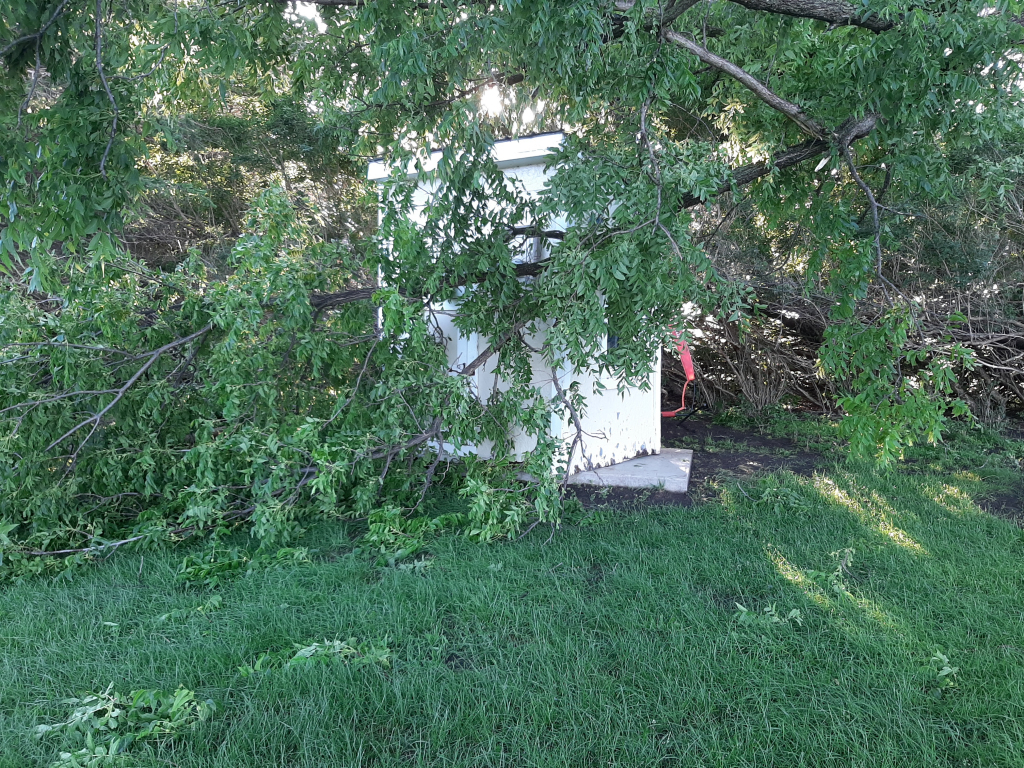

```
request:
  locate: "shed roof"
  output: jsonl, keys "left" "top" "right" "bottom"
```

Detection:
{"left": 366, "top": 132, "right": 564, "bottom": 181}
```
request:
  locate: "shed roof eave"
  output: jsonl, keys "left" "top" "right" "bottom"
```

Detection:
{"left": 366, "top": 131, "right": 564, "bottom": 181}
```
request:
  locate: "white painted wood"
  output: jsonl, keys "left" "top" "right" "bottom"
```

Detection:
{"left": 370, "top": 134, "right": 663, "bottom": 475}
{"left": 367, "top": 132, "right": 565, "bottom": 181}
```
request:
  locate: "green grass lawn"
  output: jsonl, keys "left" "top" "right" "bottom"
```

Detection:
{"left": 2, "top": 423, "right": 1023, "bottom": 767}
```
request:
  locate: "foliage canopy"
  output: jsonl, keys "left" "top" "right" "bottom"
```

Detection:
{"left": 1, "top": 0, "right": 1022, "bottom": 570}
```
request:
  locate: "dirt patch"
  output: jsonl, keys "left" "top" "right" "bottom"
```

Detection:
{"left": 444, "top": 652, "right": 473, "bottom": 671}
{"left": 567, "top": 484, "right": 695, "bottom": 509}
{"left": 661, "top": 415, "right": 821, "bottom": 489}
{"left": 568, "top": 415, "right": 1024, "bottom": 525}
{"left": 978, "top": 487, "right": 1024, "bottom": 528}
{"left": 567, "top": 416, "right": 822, "bottom": 510}
{"left": 975, "top": 417, "right": 1024, "bottom": 527}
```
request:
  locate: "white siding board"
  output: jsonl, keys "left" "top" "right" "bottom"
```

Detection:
{"left": 372, "top": 134, "right": 662, "bottom": 475}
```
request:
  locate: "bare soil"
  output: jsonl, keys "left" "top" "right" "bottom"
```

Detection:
{"left": 568, "top": 415, "right": 821, "bottom": 510}
{"left": 660, "top": 414, "right": 822, "bottom": 485}
{"left": 978, "top": 487, "right": 1024, "bottom": 527}
{"left": 570, "top": 414, "right": 1024, "bottom": 527}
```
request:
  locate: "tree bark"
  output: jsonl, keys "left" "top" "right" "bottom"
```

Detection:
{"left": 729, "top": 0, "right": 895, "bottom": 33}
{"left": 310, "top": 288, "right": 377, "bottom": 311}
{"left": 510, "top": 119, "right": 876, "bottom": 278}
{"left": 664, "top": 30, "right": 826, "bottom": 138}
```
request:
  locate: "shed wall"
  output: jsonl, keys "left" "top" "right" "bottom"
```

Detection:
{"left": 374, "top": 139, "right": 661, "bottom": 473}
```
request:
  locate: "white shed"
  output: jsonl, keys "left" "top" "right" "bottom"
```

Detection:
{"left": 368, "top": 133, "right": 669, "bottom": 480}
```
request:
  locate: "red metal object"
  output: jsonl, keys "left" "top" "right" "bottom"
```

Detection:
{"left": 661, "top": 333, "right": 695, "bottom": 418}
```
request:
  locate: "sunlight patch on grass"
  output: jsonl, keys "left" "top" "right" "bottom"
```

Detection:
{"left": 922, "top": 481, "right": 983, "bottom": 518}
{"left": 767, "top": 546, "right": 830, "bottom": 608}
{"left": 865, "top": 490, "right": 928, "bottom": 554}
{"left": 813, "top": 475, "right": 928, "bottom": 555}
{"left": 954, "top": 471, "right": 983, "bottom": 483}
{"left": 847, "top": 597, "right": 906, "bottom": 635}
{"left": 767, "top": 544, "right": 907, "bottom": 635}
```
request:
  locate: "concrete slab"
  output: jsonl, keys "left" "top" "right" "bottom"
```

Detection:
{"left": 566, "top": 448, "right": 693, "bottom": 493}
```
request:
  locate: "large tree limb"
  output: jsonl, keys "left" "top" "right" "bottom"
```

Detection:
{"left": 310, "top": 287, "right": 377, "bottom": 311}
{"left": 728, "top": 0, "right": 895, "bottom": 33}
{"left": 718, "top": 113, "right": 876, "bottom": 196}
{"left": 508, "top": 117, "right": 876, "bottom": 276}
{"left": 45, "top": 323, "right": 214, "bottom": 455}
{"left": 663, "top": 29, "right": 826, "bottom": 138}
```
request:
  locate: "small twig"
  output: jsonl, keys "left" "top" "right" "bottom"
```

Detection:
{"left": 517, "top": 517, "right": 544, "bottom": 540}
{"left": 326, "top": 336, "right": 380, "bottom": 424}
{"left": 1, "top": 342, "right": 137, "bottom": 358}
{"left": 550, "top": 362, "right": 588, "bottom": 487}
{"left": 857, "top": 166, "right": 892, "bottom": 226}
{"left": 544, "top": 521, "right": 557, "bottom": 545}
{"left": 639, "top": 95, "right": 664, "bottom": 228}
{"left": 26, "top": 532, "right": 150, "bottom": 557}
{"left": 0, "top": 389, "right": 120, "bottom": 416}
{"left": 840, "top": 143, "right": 890, "bottom": 306}
{"left": 17, "top": 38, "right": 42, "bottom": 127}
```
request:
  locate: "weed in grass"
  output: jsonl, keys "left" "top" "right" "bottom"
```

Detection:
{"left": 923, "top": 650, "right": 961, "bottom": 699}
{"left": 751, "top": 483, "right": 813, "bottom": 515}
{"left": 803, "top": 548, "right": 857, "bottom": 602}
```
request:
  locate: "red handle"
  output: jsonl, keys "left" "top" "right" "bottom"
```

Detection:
{"left": 678, "top": 342, "right": 695, "bottom": 382}
{"left": 669, "top": 331, "right": 695, "bottom": 381}
{"left": 663, "top": 331, "right": 695, "bottom": 418}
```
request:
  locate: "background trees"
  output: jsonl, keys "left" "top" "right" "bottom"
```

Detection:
{"left": 1, "top": 1, "right": 1021, "bottom": 571}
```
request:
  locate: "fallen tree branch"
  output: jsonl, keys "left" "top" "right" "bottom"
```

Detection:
{"left": 45, "top": 323, "right": 214, "bottom": 455}
{"left": 368, "top": 416, "right": 443, "bottom": 460}
{"left": 510, "top": 116, "right": 877, "bottom": 273}
{"left": 0, "top": 0, "right": 71, "bottom": 59}
{"left": 459, "top": 322, "right": 527, "bottom": 376}
{"left": 23, "top": 505, "right": 256, "bottom": 559}
{"left": 615, "top": 0, "right": 893, "bottom": 33}
{"left": 310, "top": 287, "right": 378, "bottom": 311}
{"left": 95, "top": 0, "right": 119, "bottom": 177}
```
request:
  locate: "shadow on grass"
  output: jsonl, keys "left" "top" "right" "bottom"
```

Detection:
{"left": 2, "top": 460, "right": 1023, "bottom": 768}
